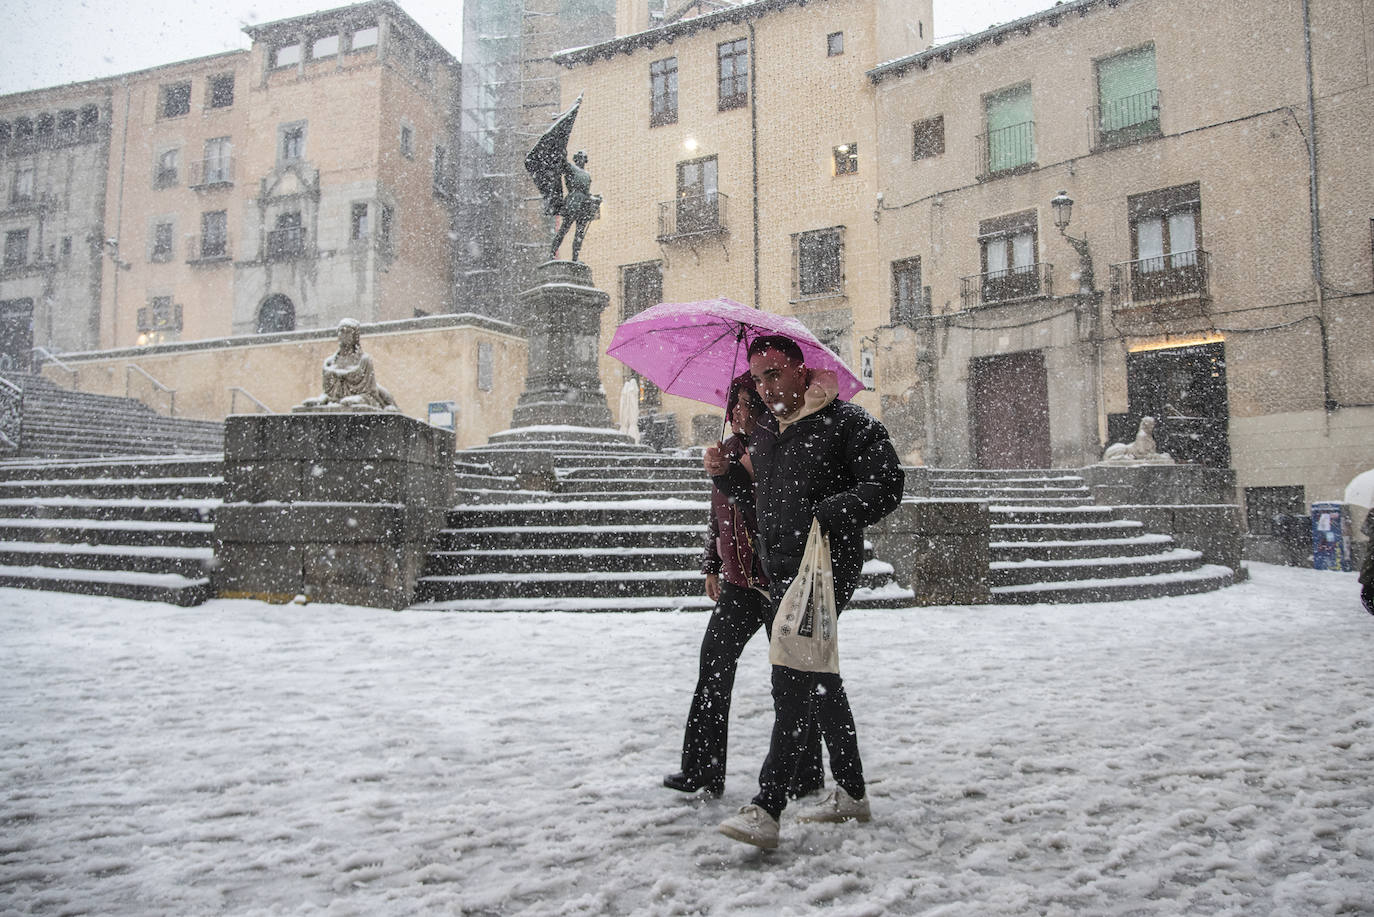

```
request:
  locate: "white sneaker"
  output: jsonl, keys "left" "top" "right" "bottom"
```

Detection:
{"left": 718, "top": 804, "right": 780, "bottom": 849}
{"left": 793, "top": 787, "right": 871, "bottom": 823}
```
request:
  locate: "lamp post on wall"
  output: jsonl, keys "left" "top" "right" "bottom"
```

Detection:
{"left": 1051, "top": 190, "right": 1107, "bottom": 459}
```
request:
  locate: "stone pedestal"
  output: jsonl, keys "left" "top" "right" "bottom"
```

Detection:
{"left": 214, "top": 413, "right": 455, "bottom": 609}
{"left": 1080, "top": 463, "right": 1237, "bottom": 506}
{"left": 1080, "top": 464, "right": 1243, "bottom": 572}
{"left": 510, "top": 260, "right": 615, "bottom": 430}
{"left": 871, "top": 500, "right": 990, "bottom": 606}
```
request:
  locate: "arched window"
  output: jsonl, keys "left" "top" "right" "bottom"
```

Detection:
{"left": 14, "top": 117, "right": 33, "bottom": 142}
{"left": 0, "top": 122, "right": 10, "bottom": 145}
{"left": 256, "top": 294, "right": 296, "bottom": 334}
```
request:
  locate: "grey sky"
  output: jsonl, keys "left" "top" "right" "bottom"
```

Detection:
{"left": 1, "top": 0, "right": 1057, "bottom": 95}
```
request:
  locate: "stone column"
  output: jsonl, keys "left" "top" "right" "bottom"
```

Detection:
{"left": 213, "top": 413, "right": 455, "bottom": 609}
{"left": 509, "top": 260, "right": 615, "bottom": 430}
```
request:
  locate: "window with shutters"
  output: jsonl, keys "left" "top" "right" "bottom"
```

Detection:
{"left": 154, "top": 148, "right": 179, "bottom": 189}
{"left": 891, "top": 257, "right": 925, "bottom": 324}
{"left": 161, "top": 82, "right": 191, "bottom": 119}
{"left": 200, "top": 210, "right": 228, "bottom": 259}
{"left": 1122, "top": 182, "right": 1206, "bottom": 303}
{"left": 151, "top": 221, "right": 174, "bottom": 262}
{"left": 980, "top": 84, "right": 1034, "bottom": 179}
{"left": 793, "top": 227, "right": 845, "bottom": 300}
{"left": 650, "top": 57, "right": 677, "bottom": 127}
{"left": 718, "top": 39, "right": 748, "bottom": 110}
{"left": 912, "top": 115, "right": 944, "bottom": 160}
{"left": 1095, "top": 45, "right": 1160, "bottom": 149}
{"left": 976, "top": 210, "right": 1042, "bottom": 304}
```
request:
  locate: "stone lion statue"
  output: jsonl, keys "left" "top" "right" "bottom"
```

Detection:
{"left": 1101, "top": 416, "right": 1174, "bottom": 464}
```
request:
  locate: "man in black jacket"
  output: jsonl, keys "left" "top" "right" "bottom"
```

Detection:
{"left": 706, "top": 334, "right": 905, "bottom": 849}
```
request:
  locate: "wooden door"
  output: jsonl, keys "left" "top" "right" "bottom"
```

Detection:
{"left": 969, "top": 350, "right": 1051, "bottom": 468}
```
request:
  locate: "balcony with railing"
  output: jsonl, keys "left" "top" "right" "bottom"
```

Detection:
{"left": 1091, "top": 89, "right": 1162, "bottom": 150}
{"left": 188, "top": 157, "right": 234, "bottom": 187}
{"left": 657, "top": 192, "right": 728, "bottom": 242}
{"left": 187, "top": 234, "right": 231, "bottom": 263}
{"left": 976, "top": 121, "right": 1036, "bottom": 181}
{"left": 960, "top": 262, "right": 1054, "bottom": 310}
{"left": 1109, "top": 249, "right": 1212, "bottom": 315}
{"left": 265, "top": 226, "right": 308, "bottom": 261}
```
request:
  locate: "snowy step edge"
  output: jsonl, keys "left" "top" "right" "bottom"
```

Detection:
{"left": 989, "top": 563, "right": 1234, "bottom": 595}
{"left": 0, "top": 540, "right": 213, "bottom": 559}
{"left": 990, "top": 548, "right": 1203, "bottom": 571}
{"left": 0, "top": 563, "right": 210, "bottom": 587}
{"left": 989, "top": 533, "right": 1173, "bottom": 549}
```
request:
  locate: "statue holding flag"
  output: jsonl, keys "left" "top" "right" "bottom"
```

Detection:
{"left": 526, "top": 94, "right": 601, "bottom": 262}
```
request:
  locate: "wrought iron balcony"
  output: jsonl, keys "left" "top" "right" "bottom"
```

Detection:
{"left": 976, "top": 120, "right": 1036, "bottom": 180}
{"left": 1109, "top": 249, "right": 1211, "bottom": 310}
{"left": 960, "top": 262, "right": 1054, "bottom": 309}
{"left": 265, "top": 226, "right": 307, "bottom": 261}
{"left": 188, "top": 157, "right": 234, "bottom": 187}
{"left": 657, "top": 192, "right": 728, "bottom": 242}
{"left": 1090, "top": 89, "right": 1162, "bottom": 150}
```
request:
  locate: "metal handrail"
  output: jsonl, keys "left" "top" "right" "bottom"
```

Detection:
{"left": 228, "top": 386, "right": 274, "bottom": 414}
{"left": 30, "top": 346, "right": 78, "bottom": 383}
{"left": 125, "top": 363, "right": 176, "bottom": 416}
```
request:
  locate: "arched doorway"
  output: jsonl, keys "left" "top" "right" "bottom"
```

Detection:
{"left": 256, "top": 294, "right": 295, "bottom": 334}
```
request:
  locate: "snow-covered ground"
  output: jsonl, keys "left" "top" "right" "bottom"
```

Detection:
{"left": 2, "top": 563, "right": 1372, "bottom": 916}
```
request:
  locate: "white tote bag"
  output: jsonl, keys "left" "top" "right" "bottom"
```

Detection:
{"left": 769, "top": 518, "right": 840, "bottom": 674}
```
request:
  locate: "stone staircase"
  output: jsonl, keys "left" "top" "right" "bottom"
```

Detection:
{"left": 0, "top": 455, "right": 223, "bottom": 605}
{"left": 0, "top": 372, "right": 224, "bottom": 459}
{"left": 412, "top": 439, "right": 910, "bottom": 611}
{"left": 926, "top": 468, "right": 1235, "bottom": 603}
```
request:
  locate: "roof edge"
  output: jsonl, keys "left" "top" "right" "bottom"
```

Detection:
{"left": 553, "top": 0, "right": 818, "bottom": 68}
{"left": 867, "top": 0, "right": 1126, "bottom": 85}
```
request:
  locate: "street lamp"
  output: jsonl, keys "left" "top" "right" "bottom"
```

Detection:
{"left": 1051, "top": 190, "right": 1106, "bottom": 461}
{"left": 1051, "top": 190, "right": 1092, "bottom": 294}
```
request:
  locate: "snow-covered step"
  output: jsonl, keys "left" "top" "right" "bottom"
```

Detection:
{"left": 990, "top": 564, "right": 1235, "bottom": 604}
{"left": 0, "top": 562, "right": 210, "bottom": 606}
{"left": 990, "top": 532, "right": 1174, "bottom": 562}
{"left": 0, "top": 497, "right": 219, "bottom": 524}
{"left": 425, "top": 545, "right": 704, "bottom": 575}
{"left": 0, "top": 540, "right": 213, "bottom": 578}
{"left": 991, "top": 548, "right": 1204, "bottom": 587}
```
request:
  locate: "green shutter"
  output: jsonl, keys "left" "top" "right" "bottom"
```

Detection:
{"left": 985, "top": 85, "right": 1033, "bottom": 173}
{"left": 1098, "top": 47, "right": 1158, "bottom": 132}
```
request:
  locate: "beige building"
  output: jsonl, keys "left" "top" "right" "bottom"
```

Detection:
{"left": 558, "top": 0, "right": 1373, "bottom": 524}
{"left": 100, "top": 1, "right": 461, "bottom": 351}
{"left": 0, "top": 2, "right": 522, "bottom": 437}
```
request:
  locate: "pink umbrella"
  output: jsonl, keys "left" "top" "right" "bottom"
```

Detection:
{"left": 606, "top": 297, "right": 865, "bottom": 408}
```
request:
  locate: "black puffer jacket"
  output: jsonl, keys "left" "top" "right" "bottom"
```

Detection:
{"left": 715, "top": 399, "right": 904, "bottom": 609}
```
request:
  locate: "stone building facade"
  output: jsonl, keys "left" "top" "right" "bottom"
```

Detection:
{"left": 556, "top": 0, "right": 1373, "bottom": 517}
{"left": 0, "top": 81, "right": 113, "bottom": 362}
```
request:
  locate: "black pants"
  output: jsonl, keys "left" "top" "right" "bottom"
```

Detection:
{"left": 751, "top": 593, "right": 865, "bottom": 822}
{"left": 679, "top": 581, "right": 824, "bottom": 792}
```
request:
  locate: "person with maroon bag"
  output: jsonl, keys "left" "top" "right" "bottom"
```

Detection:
{"left": 663, "top": 374, "right": 823, "bottom": 799}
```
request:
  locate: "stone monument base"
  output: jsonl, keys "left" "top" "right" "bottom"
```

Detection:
{"left": 871, "top": 500, "right": 991, "bottom": 606}
{"left": 214, "top": 413, "right": 454, "bottom": 609}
